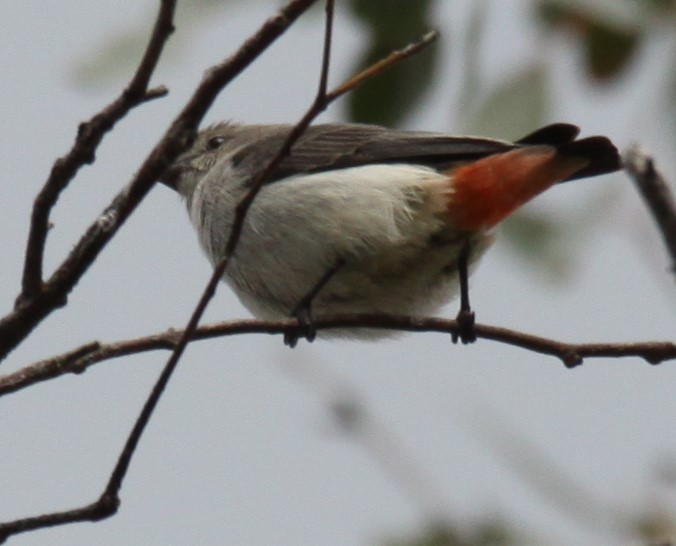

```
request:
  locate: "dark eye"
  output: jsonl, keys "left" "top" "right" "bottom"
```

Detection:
{"left": 206, "top": 136, "right": 226, "bottom": 150}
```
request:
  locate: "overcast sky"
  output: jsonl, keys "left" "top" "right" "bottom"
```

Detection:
{"left": 1, "top": 2, "right": 676, "bottom": 545}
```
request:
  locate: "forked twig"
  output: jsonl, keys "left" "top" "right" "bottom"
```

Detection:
{"left": 0, "top": 0, "right": 320, "bottom": 542}
{"left": 0, "top": 0, "right": 319, "bottom": 364}
{"left": 20, "top": 0, "right": 176, "bottom": 302}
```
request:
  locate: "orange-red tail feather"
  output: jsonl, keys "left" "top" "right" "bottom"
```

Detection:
{"left": 445, "top": 146, "right": 589, "bottom": 231}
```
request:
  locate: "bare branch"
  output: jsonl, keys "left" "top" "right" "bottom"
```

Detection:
{"left": 19, "top": 0, "right": 176, "bottom": 303}
{"left": 0, "top": 0, "right": 320, "bottom": 364}
{"left": 125, "top": 0, "right": 176, "bottom": 97}
{"left": 624, "top": 145, "right": 676, "bottom": 275}
{"left": 0, "top": 1, "right": 325, "bottom": 542}
{"left": 102, "top": 0, "right": 336, "bottom": 525}
{"left": 0, "top": 496, "right": 119, "bottom": 545}
{"left": 2, "top": 314, "right": 674, "bottom": 398}
{"left": 224, "top": 0, "right": 339, "bottom": 263}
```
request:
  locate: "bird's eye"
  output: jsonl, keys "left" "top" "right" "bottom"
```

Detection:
{"left": 206, "top": 136, "right": 226, "bottom": 150}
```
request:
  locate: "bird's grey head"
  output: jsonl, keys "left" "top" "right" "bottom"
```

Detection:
{"left": 159, "top": 122, "right": 243, "bottom": 199}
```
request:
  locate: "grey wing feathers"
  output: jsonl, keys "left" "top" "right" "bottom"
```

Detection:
{"left": 222, "top": 122, "right": 619, "bottom": 184}
{"left": 229, "top": 123, "right": 517, "bottom": 182}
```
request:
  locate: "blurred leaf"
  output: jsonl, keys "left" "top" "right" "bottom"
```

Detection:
{"left": 633, "top": 509, "right": 676, "bottom": 544}
{"left": 502, "top": 212, "right": 573, "bottom": 281}
{"left": 470, "top": 522, "right": 520, "bottom": 546}
{"left": 502, "top": 179, "right": 621, "bottom": 283}
{"left": 538, "top": 0, "right": 638, "bottom": 27}
{"left": 461, "top": 64, "right": 549, "bottom": 140}
{"left": 644, "top": 0, "right": 676, "bottom": 15}
{"left": 537, "top": 1, "right": 641, "bottom": 82}
{"left": 350, "top": 0, "right": 432, "bottom": 39}
{"left": 347, "top": 0, "right": 439, "bottom": 126}
{"left": 382, "top": 522, "right": 523, "bottom": 546}
{"left": 73, "top": 31, "right": 149, "bottom": 89}
{"left": 382, "top": 526, "right": 468, "bottom": 546}
{"left": 669, "top": 45, "right": 676, "bottom": 137}
{"left": 347, "top": 38, "right": 439, "bottom": 126}
{"left": 584, "top": 20, "right": 640, "bottom": 81}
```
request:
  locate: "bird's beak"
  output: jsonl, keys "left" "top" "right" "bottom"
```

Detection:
{"left": 158, "top": 154, "right": 194, "bottom": 191}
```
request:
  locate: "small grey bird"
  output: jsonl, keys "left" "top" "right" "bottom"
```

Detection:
{"left": 160, "top": 122, "right": 620, "bottom": 344}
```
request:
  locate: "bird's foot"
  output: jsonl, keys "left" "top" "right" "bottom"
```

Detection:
{"left": 284, "top": 304, "right": 317, "bottom": 348}
{"left": 452, "top": 309, "right": 476, "bottom": 345}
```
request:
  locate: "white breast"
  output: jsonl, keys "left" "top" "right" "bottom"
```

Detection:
{"left": 189, "top": 162, "right": 493, "bottom": 334}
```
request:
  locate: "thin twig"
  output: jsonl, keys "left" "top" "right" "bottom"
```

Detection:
{"left": 222, "top": 27, "right": 439, "bottom": 343}
{"left": 1, "top": 314, "right": 674, "bottom": 397}
{"left": 327, "top": 30, "right": 439, "bottom": 101}
{"left": 223, "top": 0, "right": 338, "bottom": 264}
{"left": 0, "top": 0, "right": 320, "bottom": 364}
{"left": 103, "top": 0, "right": 335, "bottom": 521}
{"left": 19, "top": 0, "right": 176, "bottom": 303}
{"left": 0, "top": 0, "right": 320, "bottom": 542}
{"left": 624, "top": 145, "right": 676, "bottom": 275}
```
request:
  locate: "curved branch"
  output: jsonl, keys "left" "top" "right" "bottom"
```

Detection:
{"left": 1, "top": 315, "right": 673, "bottom": 397}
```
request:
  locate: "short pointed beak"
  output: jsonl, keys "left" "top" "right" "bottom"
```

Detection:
{"left": 158, "top": 164, "right": 180, "bottom": 190}
{"left": 158, "top": 156, "right": 193, "bottom": 191}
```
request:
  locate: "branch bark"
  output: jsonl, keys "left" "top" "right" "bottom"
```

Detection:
{"left": 1, "top": 314, "right": 674, "bottom": 398}
{"left": 19, "top": 0, "right": 176, "bottom": 303}
{"left": 624, "top": 145, "right": 676, "bottom": 275}
{"left": 0, "top": 0, "right": 320, "bottom": 364}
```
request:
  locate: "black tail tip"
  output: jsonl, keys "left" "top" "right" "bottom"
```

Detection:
{"left": 517, "top": 123, "right": 581, "bottom": 146}
{"left": 518, "top": 123, "right": 621, "bottom": 180}
{"left": 559, "top": 135, "right": 622, "bottom": 180}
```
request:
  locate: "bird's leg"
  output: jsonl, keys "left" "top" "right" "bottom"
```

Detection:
{"left": 285, "top": 258, "right": 346, "bottom": 348}
{"left": 452, "top": 238, "right": 476, "bottom": 344}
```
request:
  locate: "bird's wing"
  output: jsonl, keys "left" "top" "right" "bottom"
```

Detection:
{"left": 224, "top": 123, "right": 619, "bottom": 184}
{"left": 228, "top": 123, "right": 516, "bottom": 182}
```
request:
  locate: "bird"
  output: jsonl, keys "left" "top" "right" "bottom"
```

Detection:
{"left": 160, "top": 121, "right": 621, "bottom": 346}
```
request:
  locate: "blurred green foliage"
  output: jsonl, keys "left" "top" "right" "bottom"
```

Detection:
{"left": 383, "top": 523, "right": 523, "bottom": 546}
{"left": 347, "top": 0, "right": 439, "bottom": 126}
{"left": 461, "top": 64, "right": 549, "bottom": 141}
{"left": 538, "top": 1, "right": 641, "bottom": 81}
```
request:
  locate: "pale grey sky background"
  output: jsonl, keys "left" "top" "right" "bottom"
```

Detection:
{"left": 1, "top": 1, "right": 676, "bottom": 545}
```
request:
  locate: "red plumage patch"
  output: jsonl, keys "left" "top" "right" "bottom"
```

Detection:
{"left": 444, "top": 146, "right": 589, "bottom": 231}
